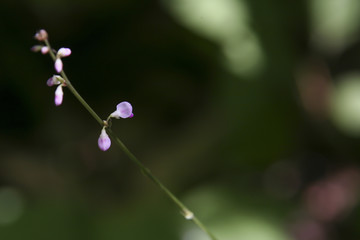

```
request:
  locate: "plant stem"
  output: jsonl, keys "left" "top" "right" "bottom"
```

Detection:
{"left": 45, "top": 39, "right": 103, "bottom": 126}
{"left": 43, "top": 40, "right": 218, "bottom": 240}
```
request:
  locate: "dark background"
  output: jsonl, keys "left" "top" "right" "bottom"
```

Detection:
{"left": 1, "top": 0, "right": 360, "bottom": 239}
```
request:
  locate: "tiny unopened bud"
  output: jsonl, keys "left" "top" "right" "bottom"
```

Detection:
{"left": 183, "top": 209, "right": 194, "bottom": 220}
{"left": 55, "top": 58, "right": 63, "bottom": 73}
{"left": 34, "top": 29, "right": 48, "bottom": 41}
{"left": 57, "top": 48, "right": 72, "bottom": 58}
{"left": 54, "top": 85, "right": 64, "bottom": 106}
{"left": 41, "top": 46, "right": 49, "bottom": 54}
{"left": 47, "top": 77, "right": 55, "bottom": 86}
{"left": 31, "top": 45, "right": 43, "bottom": 52}
{"left": 98, "top": 129, "right": 111, "bottom": 151}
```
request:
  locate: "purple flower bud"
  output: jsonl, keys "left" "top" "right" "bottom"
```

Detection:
{"left": 110, "top": 101, "right": 133, "bottom": 119}
{"left": 31, "top": 45, "right": 43, "bottom": 52}
{"left": 55, "top": 58, "right": 63, "bottom": 73}
{"left": 47, "top": 77, "right": 55, "bottom": 86}
{"left": 41, "top": 46, "right": 49, "bottom": 54}
{"left": 98, "top": 129, "right": 111, "bottom": 151}
{"left": 47, "top": 75, "right": 62, "bottom": 86}
{"left": 57, "top": 48, "right": 72, "bottom": 58}
{"left": 34, "top": 29, "right": 48, "bottom": 41}
{"left": 54, "top": 85, "right": 64, "bottom": 106}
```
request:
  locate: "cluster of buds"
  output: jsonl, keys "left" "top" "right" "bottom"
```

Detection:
{"left": 98, "top": 102, "right": 134, "bottom": 151}
{"left": 31, "top": 45, "right": 50, "bottom": 55}
{"left": 32, "top": 29, "right": 134, "bottom": 151}
{"left": 32, "top": 30, "right": 50, "bottom": 53}
{"left": 32, "top": 29, "right": 72, "bottom": 106}
{"left": 32, "top": 29, "right": 72, "bottom": 73}
{"left": 31, "top": 29, "right": 50, "bottom": 54}
{"left": 34, "top": 29, "right": 48, "bottom": 41}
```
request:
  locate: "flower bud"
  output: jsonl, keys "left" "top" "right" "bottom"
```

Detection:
{"left": 98, "top": 129, "right": 111, "bottom": 151}
{"left": 41, "top": 46, "right": 49, "bottom": 54}
{"left": 110, "top": 101, "right": 133, "bottom": 119}
{"left": 47, "top": 75, "right": 62, "bottom": 86}
{"left": 54, "top": 85, "right": 64, "bottom": 106}
{"left": 31, "top": 45, "right": 43, "bottom": 52}
{"left": 34, "top": 29, "right": 48, "bottom": 41}
{"left": 47, "top": 76, "right": 55, "bottom": 87}
{"left": 54, "top": 58, "right": 63, "bottom": 73}
{"left": 57, "top": 48, "right": 72, "bottom": 58}
{"left": 183, "top": 209, "right": 194, "bottom": 220}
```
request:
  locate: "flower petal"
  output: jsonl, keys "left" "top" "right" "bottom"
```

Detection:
{"left": 57, "top": 48, "right": 72, "bottom": 58}
{"left": 47, "top": 75, "right": 62, "bottom": 87}
{"left": 98, "top": 129, "right": 111, "bottom": 151}
{"left": 47, "top": 77, "right": 55, "bottom": 86}
{"left": 41, "top": 46, "right": 49, "bottom": 54}
{"left": 115, "top": 101, "right": 133, "bottom": 119}
{"left": 55, "top": 58, "right": 63, "bottom": 73}
{"left": 54, "top": 85, "right": 64, "bottom": 106}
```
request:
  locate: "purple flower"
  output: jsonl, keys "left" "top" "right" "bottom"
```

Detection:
{"left": 98, "top": 129, "right": 111, "bottom": 151}
{"left": 55, "top": 58, "right": 63, "bottom": 73}
{"left": 54, "top": 47, "right": 71, "bottom": 72}
{"left": 47, "top": 75, "right": 63, "bottom": 86}
{"left": 110, "top": 101, "right": 134, "bottom": 119}
{"left": 46, "top": 75, "right": 65, "bottom": 106}
{"left": 54, "top": 85, "right": 64, "bottom": 106}
{"left": 56, "top": 48, "right": 71, "bottom": 58}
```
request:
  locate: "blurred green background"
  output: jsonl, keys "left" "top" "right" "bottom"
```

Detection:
{"left": 1, "top": 0, "right": 360, "bottom": 239}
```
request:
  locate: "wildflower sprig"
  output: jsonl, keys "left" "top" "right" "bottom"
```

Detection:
{"left": 32, "top": 29, "right": 218, "bottom": 240}
{"left": 98, "top": 101, "right": 134, "bottom": 151}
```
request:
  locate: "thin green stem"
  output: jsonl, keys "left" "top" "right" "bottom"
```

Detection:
{"left": 44, "top": 39, "right": 103, "bottom": 126}
{"left": 43, "top": 39, "right": 218, "bottom": 240}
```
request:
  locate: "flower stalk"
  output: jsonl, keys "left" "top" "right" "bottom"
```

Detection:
{"left": 35, "top": 30, "right": 218, "bottom": 240}
{"left": 44, "top": 38, "right": 104, "bottom": 125}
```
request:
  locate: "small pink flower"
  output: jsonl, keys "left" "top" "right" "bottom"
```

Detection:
{"left": 56, "top": 48, "right": 72, "bottom": 58}
{"left": 98, "top": 129, "right": 111, "bottom": 151}
{"left": 55, "top": 58, "right": 63, "bottom": 73}
{"left": 110, "top": 101, "right": 134, "bottom": 119}
{"left": 41, "top": 46, "right": 49, "bottom": 54}
{"left": 54, "top": 85, "right": 64, "bottom": 106}
{"left": 34, "top": 29, "right": 48, "bottom": 41}
{"left": 54, "top": 48, "right": 71, "bottom": 72}
{"left": 47, "top": 75, "right": 62, "bottom": 86}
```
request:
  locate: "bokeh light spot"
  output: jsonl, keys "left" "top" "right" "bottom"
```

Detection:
{"left": 162, "top": 0, "right": 264, "bottom": 77}
{"left": 309, "top": 0, "right": 360, "bottom": 53}
{"left": 0, "top": 187, "right": 24, "bottom": 225}
{"left": 180, "top": 186, "right": 290, "bottom": 240}
{"left": 182, "top": 216, "right": 290, "bottom": 240}
{"left": 330, "top": 72, "right": 360, "bottom": 135}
